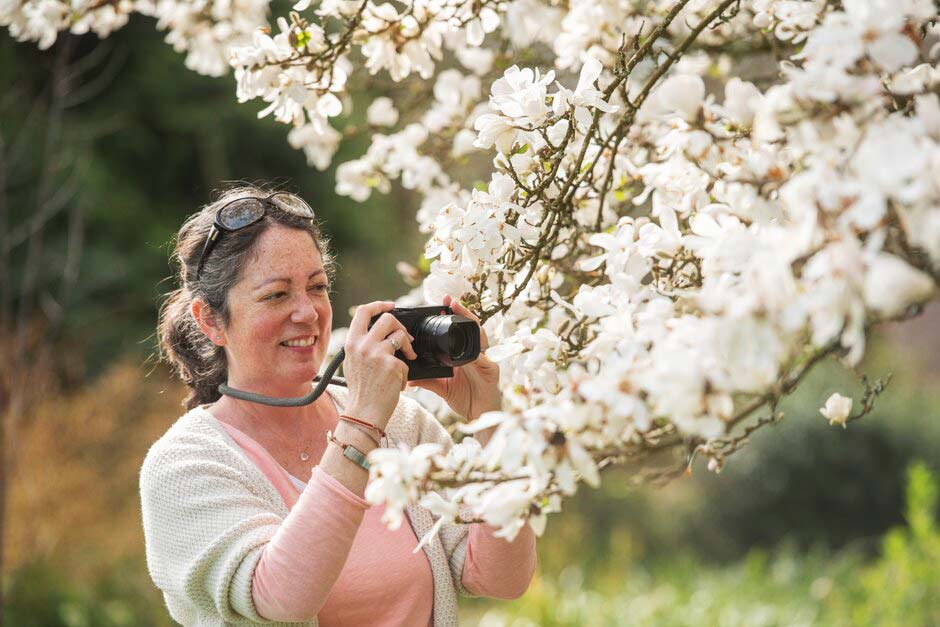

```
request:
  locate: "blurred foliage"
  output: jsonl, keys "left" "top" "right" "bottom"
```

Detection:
{"left": 465, "top": 461, "right": 940, "bottom": 627}
{"left": 832, "top": 461, "right": 940, "bottom": 626}
{"left": 2, "top": 358, "right": 185, "bottom": 613}
{"left": 0, "top": 17, "right": 422, "bottom": 380}
{"left": 5, "top": 556, "right": 173, "bottom": 627}
{"left": 4, "top": 360, "right": 182, "bottom": 571}
{"left": 683, "top": 340, "right": 940, "bottom": 562}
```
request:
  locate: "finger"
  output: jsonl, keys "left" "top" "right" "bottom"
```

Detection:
{"left": 349, "top": 301, "right": 396, "bottom": 338}
{"left": 384, "top": 328, "right": 417, "bottom": 360}
{"left": 445, "top": 294, "right": 488, "bottom": 350}
{"left": 446, "top": 294, "right": 481, "bottom": 324}
{"left": 367, "top": 312, "right": 409, "bottom": 343}
{"left": 396, "top": 361, "right": 409, "bottom": 391}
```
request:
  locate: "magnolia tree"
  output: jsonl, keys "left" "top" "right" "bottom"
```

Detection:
{"left": 8, "top": 0, "right": 940, "bottom": 545}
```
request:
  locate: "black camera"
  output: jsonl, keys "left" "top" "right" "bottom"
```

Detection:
{"left": 368, "top": 305, "right": 481, "bottom": 380}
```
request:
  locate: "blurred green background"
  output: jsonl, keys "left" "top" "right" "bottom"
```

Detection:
{"left": 2, "top": 14, "right": 939, "bottom": 627}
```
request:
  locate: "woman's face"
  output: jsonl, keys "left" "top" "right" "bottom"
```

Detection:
{"left": 220, "top": 224, "right": 333, "bottom": 395}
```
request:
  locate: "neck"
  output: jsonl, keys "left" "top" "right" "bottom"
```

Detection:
{"left": 210, "top": 382, "right": 337, "bottom": 437}
{"left": 226, "top": 371, "right": 319, "bottom": 401}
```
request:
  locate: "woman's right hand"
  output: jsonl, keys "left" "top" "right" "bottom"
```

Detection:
{"left": 342, "top": 301, "right": 416, "bottom": 430}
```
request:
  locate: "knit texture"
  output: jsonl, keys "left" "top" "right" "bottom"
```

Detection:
{"left": 140, "top": 384, "right": 474, "bottom": 626}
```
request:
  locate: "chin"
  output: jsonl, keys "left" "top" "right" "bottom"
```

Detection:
{"left": 294, "top": 361, "right": 322, "bottom": 384}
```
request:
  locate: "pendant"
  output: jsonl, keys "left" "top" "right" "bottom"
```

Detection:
{"left": 300, "top": 450, "right": 310, "bottom": 462}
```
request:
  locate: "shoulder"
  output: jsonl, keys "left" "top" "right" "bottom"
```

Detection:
{"left": 139, "top": 407, "right": 253, "bottom": 495}
{"left": 141, "top": 407, "right": 219, "bottom": 469}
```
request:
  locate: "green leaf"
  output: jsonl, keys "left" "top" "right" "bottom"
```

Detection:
{"left": 905, "top": 462, "right": 938, "bottom": 539}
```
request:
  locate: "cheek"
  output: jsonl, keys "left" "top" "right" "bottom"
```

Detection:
{"left": 318, "top": 299, "right": 333, "bottom": 328}
{"left": 245, "top": 308, "right": 284, "bottom": 349}
{"left": 316, "top": 301, "right": 333, "bottom": 352}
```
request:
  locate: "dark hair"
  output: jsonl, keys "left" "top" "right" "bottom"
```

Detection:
{"left": 157, "top": 185, "right": 334, "bottom": 410}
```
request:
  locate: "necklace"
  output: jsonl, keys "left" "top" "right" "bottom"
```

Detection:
{"left": 300, "top": 445, "right": 311, "bottom": 462}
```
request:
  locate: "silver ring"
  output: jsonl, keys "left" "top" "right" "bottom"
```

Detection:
{"left": 388, "top": 337, "right": 401, "bottom": 352}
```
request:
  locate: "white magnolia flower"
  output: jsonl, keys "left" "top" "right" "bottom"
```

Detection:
{"left": 364, "top": 442, "right": 443, "bottom": 529}
{"left": 820, "top": 393, "right": 853, "bottom": 428}
{"left": 552, "top": 57, "right": 619, "bottom": 126}
{"left": 637, "top": 207, "right": 683, "bottom": 259}
{"left": 367, "top": 96, "right": 399, "bottom": 127}
{"left": 288, "top": 122, "right": 341, "bottom": 170}
{"left": 335, "top": 158, "right": 389, "bottom": 202}
{"left": 863, "top": 253, "right": 935, "bottom": 317}
{"left": 489, "top": 65, "right": 555, "bottom": 127}
{"left": 644, "top": 74, "right": 705, "bottom": 122}
{"left": 717, "top": 78, "right": 762, "bottom": 127}
{"left": 465, "top": 6, "right": 499, "bottom": 46}
{"left": 473, "top": 113, "right": 518, "bottom": 153}
{"left": 841, "top": 0, "right": 924, "bottom": 72}
{"left": 423, "top": 261, "right": 472, "bottom": 304}
{"left": 473, "top": 480, "right": 535, "bottom": 540}
{"left": 752, "top": 0, "right": 823, "bottom": 42}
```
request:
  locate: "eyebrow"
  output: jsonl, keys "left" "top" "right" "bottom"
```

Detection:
{"left": 253, "top": 270, "right": 326, "bottom": 291}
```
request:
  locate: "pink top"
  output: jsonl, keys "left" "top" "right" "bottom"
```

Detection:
{"left": 218, "top": 416, "right": 537, "bottom": 625}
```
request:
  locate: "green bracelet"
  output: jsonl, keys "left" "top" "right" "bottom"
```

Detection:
{"left": 327, "top": 432, "right": 371, "bottom": 471}
{"left": 341, "top": 443, "right": 371, "bottom": 471}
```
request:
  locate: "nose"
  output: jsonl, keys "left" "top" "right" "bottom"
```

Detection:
{"left": 291, "top": 291, "right": 319, "bottom": 325}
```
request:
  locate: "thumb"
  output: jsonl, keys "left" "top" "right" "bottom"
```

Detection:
{"left": 408, "top": 377, "right": 447, "bottom": 396}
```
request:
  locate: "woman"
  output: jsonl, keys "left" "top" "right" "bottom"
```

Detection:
{"left": 142, "top": 185, "right": 537, "bottom": 626}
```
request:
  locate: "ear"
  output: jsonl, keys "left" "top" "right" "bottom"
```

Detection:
{"left": 191, "top": 297, "right": 227, "bottom": 347}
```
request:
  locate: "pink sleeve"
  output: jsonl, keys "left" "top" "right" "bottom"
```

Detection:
{"left": 460, "top": 522, "right": 537, "bottom": 599}
{"left": 250, "top": 466, "right": 370, "bottom": 622}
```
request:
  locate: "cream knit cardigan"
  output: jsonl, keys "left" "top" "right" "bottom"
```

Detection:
{"left": 140, "top": 384, "right": 473, "bottom": 626}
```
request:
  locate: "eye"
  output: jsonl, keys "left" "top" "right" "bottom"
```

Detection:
{"left": 264, "top": 291, "right": 286, "bottom": 301}
{"left": 309, "top": 283, "right": 329, "bottom": 294}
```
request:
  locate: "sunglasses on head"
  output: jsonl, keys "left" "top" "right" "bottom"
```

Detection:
{"left": 195, "top": 192, "right": 316, "bottom": 280}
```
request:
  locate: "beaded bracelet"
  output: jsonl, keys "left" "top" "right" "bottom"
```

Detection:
{"left": 339, "top": 414, "right": 386, "bottom": 441}
{"left": 326, "top": 432, "right": 372, "bottom": 472}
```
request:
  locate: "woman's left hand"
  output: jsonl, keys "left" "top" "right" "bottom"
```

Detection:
{"left": 408, "top": 294, "right": 501, "bottom": 422}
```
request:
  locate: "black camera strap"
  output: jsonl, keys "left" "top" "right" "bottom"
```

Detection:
{"left": 217, "top": 348, "right": 347, "bottom": 407}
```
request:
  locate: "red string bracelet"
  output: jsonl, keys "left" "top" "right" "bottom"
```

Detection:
{"left": 340, "top": 422, "right": 380, "bottom": 446}
{"left": 339, "top": 414, "right": 386, "bottom": 442}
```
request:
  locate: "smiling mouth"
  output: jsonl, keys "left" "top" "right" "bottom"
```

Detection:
{"left": 281, "top": 336, "right": 317, "bottom": 348}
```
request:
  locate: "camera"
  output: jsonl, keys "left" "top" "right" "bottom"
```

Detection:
{"left": 368, "top": 305, "right": 481, "bottom": 380}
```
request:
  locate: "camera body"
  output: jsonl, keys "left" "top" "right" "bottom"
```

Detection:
{"left": 368, "top": 305, "right": 481, "bottom": 380}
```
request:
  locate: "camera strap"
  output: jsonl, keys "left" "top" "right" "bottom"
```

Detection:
{"left": 217, "top": 348, "right": 347, "bottom": 407}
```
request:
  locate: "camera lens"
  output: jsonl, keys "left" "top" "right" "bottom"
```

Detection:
{"left": 449, "top": 332, "right": 468, "bottom": 357}
{"left": 415, "top": 314, "right": 480, "bottom": 367}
